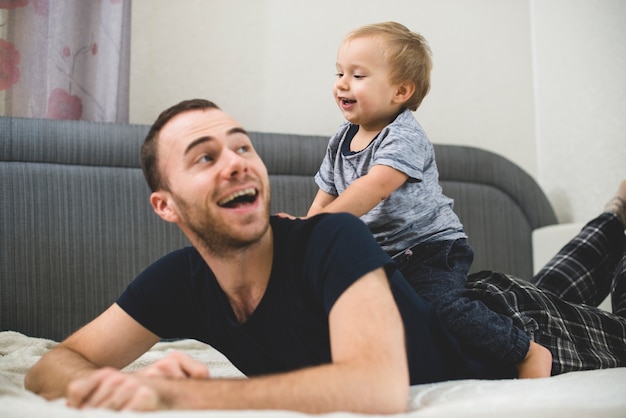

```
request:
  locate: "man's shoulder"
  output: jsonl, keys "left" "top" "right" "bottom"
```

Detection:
{"left": 271, "top": 213, "right": 381, "bottom": 262}
{"left": 272, "top": 213, "right": 365, "bottom": 237}
{"left": 139, "top": 246, "right": 205, "bottom": 280}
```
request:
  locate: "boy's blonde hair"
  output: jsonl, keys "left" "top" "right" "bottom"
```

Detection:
{"left": 344, "top": 21, "right": 432, "bottom": 111}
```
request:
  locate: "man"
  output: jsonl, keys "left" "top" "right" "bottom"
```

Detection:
{"left": 25, "top": 99, "right": 507, "bottom": 413}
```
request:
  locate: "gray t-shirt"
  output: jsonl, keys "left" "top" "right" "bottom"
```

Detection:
{"left": 314, "top": 108, "right": 466, "bottom": 256}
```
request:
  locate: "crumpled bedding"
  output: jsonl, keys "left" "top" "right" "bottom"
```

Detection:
{"left": 1, "top": 331, "right": 624, "bottom": 418}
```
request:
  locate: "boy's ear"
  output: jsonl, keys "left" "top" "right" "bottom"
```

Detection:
{"left": 150, "top": 191, "right": 180, "bottom": 223}
{"left": 393, "top": 81, "right": 416, "bottom": 104}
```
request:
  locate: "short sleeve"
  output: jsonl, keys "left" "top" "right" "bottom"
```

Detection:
{"left": 116, "top": 248, "right": 198, "bottom": 338}
{"left": 372, "top": 122, "right": 432, "bottom": 182}
{"left": 302, "top": 213, "right": 395, "bottom": 312}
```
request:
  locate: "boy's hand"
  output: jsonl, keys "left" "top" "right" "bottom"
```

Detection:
{"left": 276, "top": 212, "right": 307, "bottom": 220}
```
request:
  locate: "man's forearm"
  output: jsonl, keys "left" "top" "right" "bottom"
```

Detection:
{"left": 25, "top": 345, "right": 98, "bottom": 400}
{"left": 63, "top": 354, "right": 408, "bottom": 413}
{"left": 149, "top": 360, "right": 408, "bottom": 414}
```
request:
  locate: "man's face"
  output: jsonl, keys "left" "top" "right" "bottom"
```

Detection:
{"left": 152, "top": 108, "right": 271, "bottom": 255}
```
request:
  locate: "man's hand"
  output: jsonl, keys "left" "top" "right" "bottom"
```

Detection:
{"left": 66, "top": 368, "right": 162, "bottom": 411}
{"left": 516, "top": 341, "right": 552, "bottom": 378}
{"left": 66, "top": 352, "right": 208, "bottom": 411}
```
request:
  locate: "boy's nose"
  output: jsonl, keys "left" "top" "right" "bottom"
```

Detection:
{"left": 335, "top": 76, "right": 348, "bottom": 91}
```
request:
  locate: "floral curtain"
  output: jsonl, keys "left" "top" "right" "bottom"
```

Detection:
{"left": 0, "top": 0, "right": 130, "bottom": 122}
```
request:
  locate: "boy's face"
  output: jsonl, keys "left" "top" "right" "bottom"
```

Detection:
{"left": 334, "top": 35, "right": 404, "bottom": 132}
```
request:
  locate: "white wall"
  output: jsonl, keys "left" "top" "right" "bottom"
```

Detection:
{"left": 531, "top": 0, "right": 626, "bottom": 222}
{"left": 130, "top": 0, "right": 625, "bottom": 223}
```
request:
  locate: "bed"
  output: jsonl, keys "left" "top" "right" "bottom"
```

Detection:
{"left": 1, "top": 116, "right": 624, "bottom": 416}
{"left": 1, "top": 331, "right": 625, "bottom": 417}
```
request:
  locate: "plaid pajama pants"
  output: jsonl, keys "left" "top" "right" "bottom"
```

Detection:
{"left": 465, "top": 212, "right": 626, "bottom": 375}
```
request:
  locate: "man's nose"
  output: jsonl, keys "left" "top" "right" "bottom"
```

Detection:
{"left": 222, "top": 149, "right": 247, "bottom": 178}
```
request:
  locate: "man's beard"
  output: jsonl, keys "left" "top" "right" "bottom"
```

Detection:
{"left": 174, "top": 193, "right": 270, "bottom": 257}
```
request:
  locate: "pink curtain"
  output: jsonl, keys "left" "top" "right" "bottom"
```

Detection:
{"left": 0, "top": 0, "right": 130, "bottom": 122}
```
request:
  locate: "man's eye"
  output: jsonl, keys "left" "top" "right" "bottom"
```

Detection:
{"left": 237, "top": 145, "right": 250, "bottom": 154}
{"left": 198, "top": 155, "right": 213, "bottom": 163}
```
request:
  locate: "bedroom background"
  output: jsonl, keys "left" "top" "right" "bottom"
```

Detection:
{"left": 1, "top": 0, "right": 624, "bottom": 225}
{"left": 128, "top": 0, "right": 625, "bottom": 225}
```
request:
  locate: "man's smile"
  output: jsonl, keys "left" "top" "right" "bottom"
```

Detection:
{"left": 217, "top": 187, "right": 259, "bottom": 208}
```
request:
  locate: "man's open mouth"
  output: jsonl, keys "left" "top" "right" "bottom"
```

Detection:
{"left": 218, "top": 188, "right": 258, "bottom": 208}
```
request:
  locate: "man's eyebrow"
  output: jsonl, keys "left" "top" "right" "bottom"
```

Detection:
{"left": 184, "top": 136, "right": 212, "bottom": 155}
{"left": 229, "top": 127, "right": 249, "bottom": 137}
{"left": 183, "top": 127, "right": 249, "bottom": 156}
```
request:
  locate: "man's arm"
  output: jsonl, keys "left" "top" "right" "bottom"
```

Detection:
{"left": 24, "top": 303, "right": 160, "bottom": 400}
{"left": 307, "top": 165, "right": 408, "bottom": 218}
{"left": 65, "top": 268, "right": 410, "bottom": 414}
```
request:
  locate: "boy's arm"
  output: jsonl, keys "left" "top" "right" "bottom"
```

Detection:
{"left": 308, "top": 165, "right": 408, "bottom": 218}
{"left": 307, "top": 189, "right": 337, "bottom": 217}
{"left": 63, "top": 268, "right": 410, "bottom": 414}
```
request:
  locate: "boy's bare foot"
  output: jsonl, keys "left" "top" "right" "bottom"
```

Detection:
{"left": 604, "top": 180, "right": 626, "bottom": 227}
{"left": 516, "top": 341, "right": 552, "bottom": 379}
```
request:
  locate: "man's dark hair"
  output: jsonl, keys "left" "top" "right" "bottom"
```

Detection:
{"left": 141, "top": 99, "right": 220, "bottom": 192}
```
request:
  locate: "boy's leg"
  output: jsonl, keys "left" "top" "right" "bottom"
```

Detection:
{"left": 399, "top": 240, "right": 532, "bottom": 365}
{"left": 532, "top": 181, "right": 626, "bottom": 306}
{"left": 396, "top": 238, "right": 473, "bottom": 302}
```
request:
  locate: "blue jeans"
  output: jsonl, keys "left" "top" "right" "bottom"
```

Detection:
{"left": 394, "top": 238, "right": 474, "bottom": 302}
{"left": 395, "top": 239, "right": 531, "bottom": 364}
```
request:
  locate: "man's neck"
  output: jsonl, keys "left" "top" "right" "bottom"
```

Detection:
{"left": 198, "top": 228, "right": 274, "bottom": 323}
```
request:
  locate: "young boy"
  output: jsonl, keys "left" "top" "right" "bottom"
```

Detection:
{"left": 308, "top": 22, "right": 547, "bottom": 376}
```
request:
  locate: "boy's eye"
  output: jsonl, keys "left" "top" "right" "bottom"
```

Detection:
{"left": 354, "top": 74, "right": 365, "bottom": 79}
{"left": 335, "top": 73, "right": 344, "bottom": 78}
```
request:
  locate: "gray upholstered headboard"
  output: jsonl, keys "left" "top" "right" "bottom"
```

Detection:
{"left": 434, "top": 145, "right": 557, "bottom": 279}
{"left": 0, "top": 116, "right": 557, "bottom": 340}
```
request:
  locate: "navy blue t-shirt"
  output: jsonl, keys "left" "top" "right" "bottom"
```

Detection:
{"left": 117, "top": 213, "right": 506, "bottom": 384}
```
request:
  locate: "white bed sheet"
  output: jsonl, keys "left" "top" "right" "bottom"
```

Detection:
{"left": 1, "top": 331, "right": 624, "bottom": 417}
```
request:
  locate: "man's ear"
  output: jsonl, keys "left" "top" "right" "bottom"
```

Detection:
{"left": 150, "top": 191, "right": 180, "bottom": 223}
{"left": 393, "top": 81, "right": 415, "bottom": 105}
